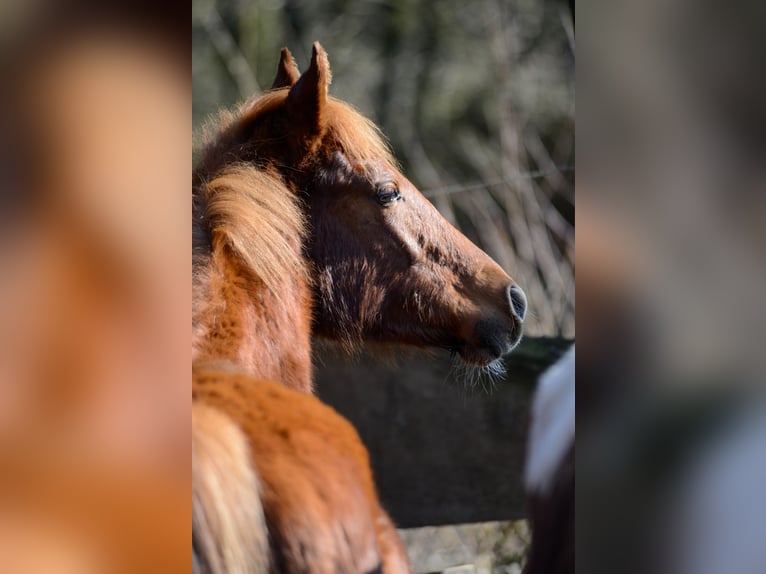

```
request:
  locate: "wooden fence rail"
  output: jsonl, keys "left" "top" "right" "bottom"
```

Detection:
{"left": 315, "top": 336, "right": 572, "bottom": 528}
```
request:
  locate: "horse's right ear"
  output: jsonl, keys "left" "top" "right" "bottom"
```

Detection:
{"left": 271, "top": 48, "right": 300, "bottom": 89}
{"left": 286, "top": 42, "right": 331, "bottom": 146}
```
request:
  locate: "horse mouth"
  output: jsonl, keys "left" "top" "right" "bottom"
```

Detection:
{"left": 454, "top": 337, "right": 521, "bottom": 368}
{"left": 454, "top": 320, "right": 523, "bottom": 367}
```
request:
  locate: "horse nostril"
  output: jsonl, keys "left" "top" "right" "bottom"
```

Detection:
{"left": 509, "top": 285, "right": 527, "bottom": 322}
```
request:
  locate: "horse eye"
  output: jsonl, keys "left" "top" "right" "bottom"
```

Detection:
{"left": 375, "top": 183, "right": 401, "bottom": 207}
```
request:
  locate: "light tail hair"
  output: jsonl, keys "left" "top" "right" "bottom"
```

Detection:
{"left": 192, "top": 403, "right": 270, "bottom": 574}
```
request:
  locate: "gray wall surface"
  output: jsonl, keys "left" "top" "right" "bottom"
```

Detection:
{"left": 315, "top": 337, "right": 571, "bottom": 528}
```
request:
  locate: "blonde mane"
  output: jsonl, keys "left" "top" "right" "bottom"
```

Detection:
{"left": 193, "top": 88, "right": 396, "bottom": 296}
{"left": 200, "top": 164, "right": 307, "bottom": 295}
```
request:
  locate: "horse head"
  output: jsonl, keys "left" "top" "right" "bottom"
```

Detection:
{"left": 240, "top": 43, "right": 526, "bottom": 370}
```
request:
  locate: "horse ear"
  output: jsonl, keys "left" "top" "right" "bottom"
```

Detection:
{"left": 286, "top": 42, "right": 332, "bottom": 143}
{"left": 271, "top": 47, "right": 300, "bottom": 89}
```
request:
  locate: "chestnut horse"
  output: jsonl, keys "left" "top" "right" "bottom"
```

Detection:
{"left": 192, "top": 43, "right": 526, "bottom": 573}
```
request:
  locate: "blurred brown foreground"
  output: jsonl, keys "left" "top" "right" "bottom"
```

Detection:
{"left": 0, "top": 3, "right": 190, "bottom": 572}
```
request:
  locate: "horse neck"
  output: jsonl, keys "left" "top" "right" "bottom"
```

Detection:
{"left": 192, "top": 238, "right": 314, "bottom": 394}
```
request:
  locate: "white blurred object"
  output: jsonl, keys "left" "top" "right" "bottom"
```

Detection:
{"left": 671, "top": 403, "right": 766, "bottom": 574}
{"left": 524, "top": 345, "right": 575, "bottom": 494}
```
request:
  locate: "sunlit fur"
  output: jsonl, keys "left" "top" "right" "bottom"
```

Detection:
{"left": 195, "top": 92, "right": 397, "bottom": 186}
{"left": 192, "top": 402, "right": 269, "bottom": 574}
{"left": 200, "top": 164, "right": 307, "bottom": 298}
{"left": 193, "top": 363, "right": 410, "bottom": 574}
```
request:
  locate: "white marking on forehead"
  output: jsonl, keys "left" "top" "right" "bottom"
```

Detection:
{"left": 524, "top": 345, "right": 575, "bottom": 494}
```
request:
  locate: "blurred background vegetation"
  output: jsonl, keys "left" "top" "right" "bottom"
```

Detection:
{"left": 192, "top": 0, "right": 574, "bottom": 340}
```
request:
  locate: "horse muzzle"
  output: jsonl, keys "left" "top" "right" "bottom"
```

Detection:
{"left": 460, "top": 286, "right": 525, "bottom": 365}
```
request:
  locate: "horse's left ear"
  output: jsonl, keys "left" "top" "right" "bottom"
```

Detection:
{"left": 286, "top": 42, "right": 332, "bottom": 145}
{"left": 271, "top": 47, "right": 300, "bottom": 89}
